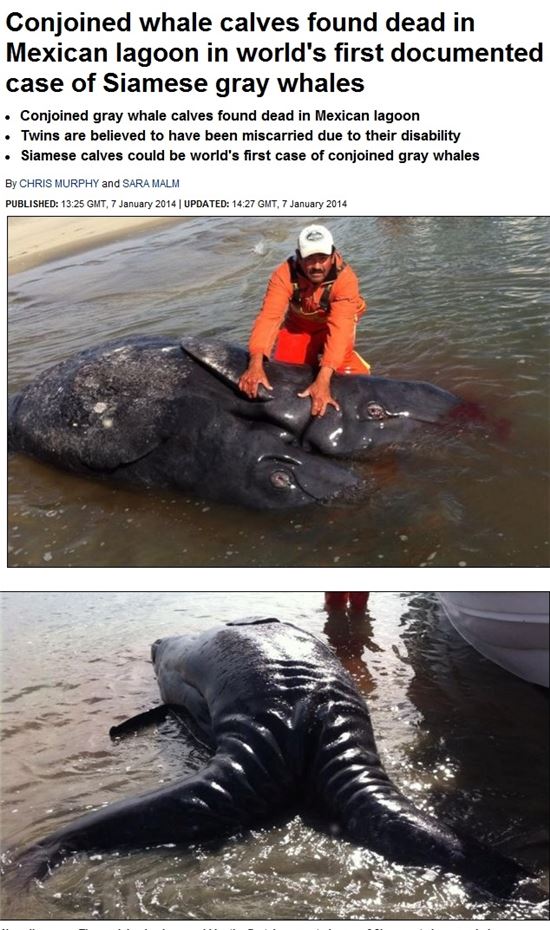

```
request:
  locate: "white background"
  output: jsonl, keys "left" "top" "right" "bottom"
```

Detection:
{"left": 0, "top": 0, "right": 549, "bottom": 213}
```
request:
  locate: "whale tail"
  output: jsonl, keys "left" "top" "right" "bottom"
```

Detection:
{"left": 345, "top": 799, "right": 532, "bottom": 898}
{"left": 441, "top": 831, "right": 533, "bottom": 898}
{"left": 3, "top": 838, "right": 62, "bottom": 889}
{"left": 2, "top": 733, "right": 293, "bottom": 887}
{"left": 308, "top": 688, "right": 532, "bottom": 898}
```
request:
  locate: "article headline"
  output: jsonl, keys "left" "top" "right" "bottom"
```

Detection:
{"left": 4, "top": 10, "right": 545, "bottom": 98}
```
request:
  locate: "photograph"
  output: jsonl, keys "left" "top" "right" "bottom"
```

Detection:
{"left": 7, "top": 215, "right": 550, "bottom": 567}
{"left": 2, "top": 8, "right": 549, "bottom": 930}
{"left": 1, "top": 590, "right": 548, "bottom": 920}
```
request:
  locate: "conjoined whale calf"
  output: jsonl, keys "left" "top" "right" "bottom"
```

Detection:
{"left": 8, "top": 335, "right": 467, "bottom": 509}
{"left": 5, "top": 620, "right": 533, "bottom": 898}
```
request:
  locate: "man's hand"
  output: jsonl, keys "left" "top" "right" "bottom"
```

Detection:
{"left": 298, "top": 366, "right": 340, "bottom": 417}
{"left": 238, "top": 353, "right": 273, "bottom": 398}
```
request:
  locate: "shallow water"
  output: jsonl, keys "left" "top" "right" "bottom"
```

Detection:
{"left": 1, "top": 592, "right": 548, "bottom": 920}
{"left": 7, "top": 216, "right": 550, "bottom": 567}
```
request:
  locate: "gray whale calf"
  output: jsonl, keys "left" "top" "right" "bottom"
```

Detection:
{"left": 8, "top": 335, "right": 463, "bottom": 509}
{"left": 5, "top": 619, "right": 530, "bottom": 897}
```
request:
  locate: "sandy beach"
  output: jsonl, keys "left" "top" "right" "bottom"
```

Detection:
{"left": 8, "top": 216, "right": 184, "bottom": 275}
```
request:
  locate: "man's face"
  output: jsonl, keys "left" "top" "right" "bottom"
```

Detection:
{"left": 299, "top": 252, "right": 333, "bottom": 284}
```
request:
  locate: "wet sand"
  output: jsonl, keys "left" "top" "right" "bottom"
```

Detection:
{"left": 8, "top": 216, "right": 184, "bottom": 274}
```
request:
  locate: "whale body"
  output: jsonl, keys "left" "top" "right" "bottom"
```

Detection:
{"left": 5, "top": 619, "right": 530, "bottom": 898}
{"left": 8, "top": 335, "right": 463, "bottom": 509}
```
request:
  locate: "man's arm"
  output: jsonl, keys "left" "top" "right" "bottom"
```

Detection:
{"left": 296, "top": 267, "right": 365, "bottom": 415}
{"left": 248, "top": 263, "right": 293, "bottom": 359}
{"left": 320, "top": 266, "right": 366, "bottom": 372}
{"left": 238, "top": 262, "right": 292, "bottom": 398}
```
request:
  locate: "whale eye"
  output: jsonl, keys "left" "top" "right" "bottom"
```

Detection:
{"left": 270, "top": 469, "right": 294, "bottom": 490}
{"left": 366, "top": 402, "right": 386, "bottom": 420}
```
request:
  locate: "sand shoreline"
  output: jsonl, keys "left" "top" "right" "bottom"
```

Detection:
{"left": 8, "top": 216, "right": 185, "bottom": 275}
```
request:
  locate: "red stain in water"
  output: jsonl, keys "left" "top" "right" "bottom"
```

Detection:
{"left": 448, "top": 399, "right": 512, "bottom": 442}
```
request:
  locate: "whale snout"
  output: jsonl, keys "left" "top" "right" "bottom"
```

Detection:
{"left": 151, "top": 638, "right": 165, "bottom": 663}
{"left": 292, "top": 457, "right": 363, "bottom": 504}
{"left": 304, "top": 377, "right": 463, "bottom": 457}
{"left": 254, "top": 451, "right": 363, "bottom": 508}
{"left": 370, "top": 379, "right": 461, "bottom": 426}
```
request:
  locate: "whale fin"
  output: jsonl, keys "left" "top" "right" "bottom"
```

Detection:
{"left": 109, "top": 704, "right": 172, "bottom": 739}
{"left": 4, "top": 741, "right": 293, "bottom": 887}
{"left": 181, "top": 338, "right": 249, "bottom": 389}
{"left": 110, "top": 704, "right": 215, "bottom": 753}
{"left": 309, "top": 696, "right": 532, "bottom": 897}
{"left": 226, "top": 617, "right": 280, "bottom": 626}
{"left": 180, "top": 338, "right": 273, "bottom": 400}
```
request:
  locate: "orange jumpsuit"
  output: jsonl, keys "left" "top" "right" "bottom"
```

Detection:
{"left": 248, "top": 253, "right": 369, "bottom": 374}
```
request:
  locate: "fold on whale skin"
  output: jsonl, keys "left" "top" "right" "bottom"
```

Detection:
{"left": 4, "top": 619, "right": 534, "bottom": 899}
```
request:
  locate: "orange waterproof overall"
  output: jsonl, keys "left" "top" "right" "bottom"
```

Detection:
{"left": 249, "top": 254, "right": 370, "bottom": 374}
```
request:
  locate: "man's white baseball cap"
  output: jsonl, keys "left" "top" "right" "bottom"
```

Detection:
{"left": 297, "top": 224, "right": 334, "bottom": 258}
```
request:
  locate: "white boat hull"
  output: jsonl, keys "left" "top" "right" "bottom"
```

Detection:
{"left": 436, "top": 592, "right": 549, "bottom": 687}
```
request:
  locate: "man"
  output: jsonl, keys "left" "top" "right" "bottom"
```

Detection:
{"left": 324, "top": 592, "right": 370, "bottom": 612}
{"left": 238, "top": 224, "right": 369, "bottom": 417}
